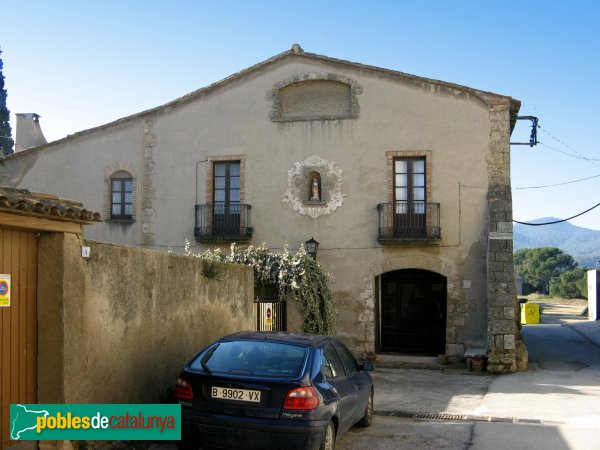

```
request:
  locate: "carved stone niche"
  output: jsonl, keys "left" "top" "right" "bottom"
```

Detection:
{"left": 306, "top": 170, "right": 325, "bottom": 204}
{"left": 282, "top": 155, "right": 345, "bottom": 219}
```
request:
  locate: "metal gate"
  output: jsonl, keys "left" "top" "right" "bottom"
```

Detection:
{"left": 255, "top": 294, "right": 286, "bottom": 332}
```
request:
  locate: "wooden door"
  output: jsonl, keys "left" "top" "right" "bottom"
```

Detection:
{"left": 0, "top": 229, "right": 37, "bottom": 450}
{"left": 381, "top": 270, "right": 446, "bottom": 355}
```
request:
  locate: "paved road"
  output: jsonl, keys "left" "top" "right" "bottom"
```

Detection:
{"left": 522, "top": 324, "right": 599, "bottom": 370}
{"left": 335, "top": 416, "right": 598, "bottom": 450}
{"left": 523, "top": 303, "right": 600, "bottom": 371}
{"left": 111, "top": 304, "right": 599, "bottom": 449}
{"left": 335, "top": 305, "right": 600, "bottom": 449}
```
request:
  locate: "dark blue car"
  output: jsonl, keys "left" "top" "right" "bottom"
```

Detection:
{"left": 175, "top": 331, "right": 374, "bottom": 450}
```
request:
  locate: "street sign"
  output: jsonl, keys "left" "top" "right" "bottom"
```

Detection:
{"left": 266, "top": 305, "right": 272, "bottom": 325}
{"left": 0, "top": 274, "right": 11, "bottom": 307}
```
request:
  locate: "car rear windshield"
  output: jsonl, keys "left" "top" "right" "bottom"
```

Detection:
{"left": 190, "top": 340, "right": 308, "bottom": 378}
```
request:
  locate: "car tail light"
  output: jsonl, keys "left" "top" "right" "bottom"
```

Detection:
{"left": 176, "top": 377, "right": 193, "bottom": 400}
{"left": 283, "top": 386, "right": 319, "bottom": 410}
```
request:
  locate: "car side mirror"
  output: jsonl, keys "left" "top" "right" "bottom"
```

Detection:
{"left": 360, "top": 361, "right": 374, "bottom": 371}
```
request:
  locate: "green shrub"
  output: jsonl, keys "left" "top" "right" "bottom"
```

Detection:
{"left": 186, "top": 241, "right": 335, "bottom": 335}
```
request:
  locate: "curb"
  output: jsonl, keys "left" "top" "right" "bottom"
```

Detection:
{"left": 375, "top": 410, "right": 566, "bottom": 426}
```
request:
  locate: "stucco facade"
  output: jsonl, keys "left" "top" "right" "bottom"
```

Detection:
{"left": 38, "top": 234, "right": 254, "bottom": 404}
{"left": 0, "top": 45, "right": 525, "bottom": 372}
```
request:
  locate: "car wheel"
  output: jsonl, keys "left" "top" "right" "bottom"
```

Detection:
{"left": 177, "top": 437, "right": 198, "bottom": 450}
{"left": 320, "top": 420, "right": 336, "bottom": 450}
{"left": 357, "top": 389, "right": 374, "bottom": 427}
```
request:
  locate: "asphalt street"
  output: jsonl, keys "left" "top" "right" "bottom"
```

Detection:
{"left": 102, "top": 302, "right": 599, "bottom": 450}
{"left": 334, "top": 302, "right": 600, "bottom": 449}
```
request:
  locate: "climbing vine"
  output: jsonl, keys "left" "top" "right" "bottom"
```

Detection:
{"left": 185, "top": 241, "right": 336, "bottom": 335}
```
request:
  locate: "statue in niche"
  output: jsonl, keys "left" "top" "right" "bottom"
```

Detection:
{"left": 311, "top": 176, "right": 320, "bottom": 201}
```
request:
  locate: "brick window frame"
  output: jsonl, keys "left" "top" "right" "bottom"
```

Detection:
{"left": 205, "top": 155, "right": 246, "bottom": 204}
{"left": 104, "top": 161, "right": 137, "bottom": 222}
{"left": 386, "top": 150, "right": 432, "bottom": 204}
{"left": 386, "top": 150, "right": 433, "bottom": 235}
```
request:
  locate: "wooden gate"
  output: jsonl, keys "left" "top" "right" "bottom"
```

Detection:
{"left": 0, "top": 229, "right": 37, "bottom": 450}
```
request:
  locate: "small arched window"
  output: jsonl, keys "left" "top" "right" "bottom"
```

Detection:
{"left": 110, "top": 170, "right": 133, "bottom": 220}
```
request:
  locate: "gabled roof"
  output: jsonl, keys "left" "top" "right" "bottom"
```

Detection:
{"left": 2, "top": 44, "right": 521, "bottom": 158}
{"left": 0, "top": 186, "right": 101, "bottom": 223}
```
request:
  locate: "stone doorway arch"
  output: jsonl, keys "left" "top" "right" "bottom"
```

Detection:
{"left": 379, "top": 269, "right": 447, "bottom": 355}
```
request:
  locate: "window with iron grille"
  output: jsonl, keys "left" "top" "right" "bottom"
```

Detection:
{"left": 378, "top": 150, "right": 439, "bottom": 242}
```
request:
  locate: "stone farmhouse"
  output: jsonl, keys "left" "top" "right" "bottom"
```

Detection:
{"left": 0, "top": 45, "right": 526, "bottom": 372}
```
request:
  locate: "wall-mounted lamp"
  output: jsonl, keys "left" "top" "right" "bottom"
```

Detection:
{"left": 304, "top": 237, "right": 319, "bottom": 260}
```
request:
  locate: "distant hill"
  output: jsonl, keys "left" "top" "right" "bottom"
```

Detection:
{"left": 513, "top": 218, "right": 600, "bottom": 268}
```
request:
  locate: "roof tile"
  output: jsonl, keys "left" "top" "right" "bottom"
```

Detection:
{"left": 0, "top": 186, "right": 101, "bottom": 223}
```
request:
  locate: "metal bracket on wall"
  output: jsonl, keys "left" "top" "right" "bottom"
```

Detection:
{"left": 510, "top": 116, "right": 539, "bottom": 147}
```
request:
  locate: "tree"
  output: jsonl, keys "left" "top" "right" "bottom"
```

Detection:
{"left": 0, "top": 47, "right": 14, "bottom": 156}
{"left": 514, "top": 247, "right": 577, "bottom": 294}
{"left": 550, "top": 267, "right": 588, "bottom": 299}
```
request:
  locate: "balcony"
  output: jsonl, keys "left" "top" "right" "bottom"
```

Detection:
{"left": 377, "top": 202, "right": 441, "bottom": 244}
{"left": 195, "top": 203, "right": 253, "bottom": 243}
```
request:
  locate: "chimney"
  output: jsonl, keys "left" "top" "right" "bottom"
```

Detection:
{"left": 16, "top": 113, "right": 47, "bottom": 151}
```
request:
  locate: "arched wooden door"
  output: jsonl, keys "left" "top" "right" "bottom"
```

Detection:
{"left": 380, "top": 269, "right": 446, "bottom": 355}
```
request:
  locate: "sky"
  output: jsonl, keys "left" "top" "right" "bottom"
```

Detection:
{"left": 2, "top": 0, "right": 599, "bottom": 230}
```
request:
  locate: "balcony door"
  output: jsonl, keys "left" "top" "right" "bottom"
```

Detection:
{"left": 213, "top": 161, "right": 240, "bottom": 235}
{"left": 394, "top": 158, "right": 425, "bottom": 236}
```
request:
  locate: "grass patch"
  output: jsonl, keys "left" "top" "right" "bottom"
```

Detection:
{"left": 521, "top": 293, "right": 587, "bottom": 306}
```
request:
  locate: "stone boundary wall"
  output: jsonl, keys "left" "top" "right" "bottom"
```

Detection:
{"left": 37, "top": 233, "right": 254, "bottom": 404}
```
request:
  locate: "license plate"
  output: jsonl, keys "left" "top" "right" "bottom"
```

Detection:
{"left": 211, "top": 386, "right": 261, "bottom": 403}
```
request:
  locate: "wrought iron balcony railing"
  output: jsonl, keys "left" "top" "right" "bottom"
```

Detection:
{"left": 377, "top": 202, "right": 441, "bottom": 243}
{"left": 195, "top": 203, "right": 253, "bottom": 242}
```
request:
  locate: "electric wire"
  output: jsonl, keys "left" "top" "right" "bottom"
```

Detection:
{"left": 513, "top": 201, "right": 600, "bottom": 226}
{"left": 516, "top": 126, "right": 600, "bottom": 191}
{"left": 537, "top": 127, "right": 600, "bottom": 179}
{"left": 538, "top": 127, "right": 600, "bottom": 161}
{"left": 539, "top": 141, "right": 600, "bottom": 162}
{"left": 514, "top": 173, "right": 600, "bottom": 189}
{"left": 513, "top": 126, "right": 600, "bottom": 224}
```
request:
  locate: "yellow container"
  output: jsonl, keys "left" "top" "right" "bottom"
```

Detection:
{"left": 521, "top": 303, "right": 540, "bottom": 325}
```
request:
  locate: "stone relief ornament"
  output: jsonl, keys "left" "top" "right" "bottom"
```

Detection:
{"left": 282, "top": 155, "right": 345, "bottom": 219}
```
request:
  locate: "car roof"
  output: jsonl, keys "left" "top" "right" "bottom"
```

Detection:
{"left": 220, "top": 331, "right": 334, "bottom": 348}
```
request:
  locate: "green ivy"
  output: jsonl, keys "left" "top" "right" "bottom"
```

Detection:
{"left": 185, "top": 241, "right": 335, "bottom": 335}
